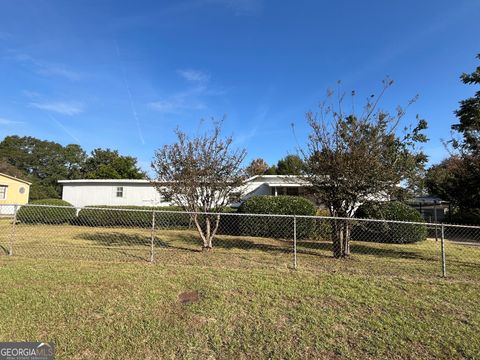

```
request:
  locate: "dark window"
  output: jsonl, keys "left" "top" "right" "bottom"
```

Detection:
{"left": 0, "top": 186, "right": 6, "bottom": 200}
{"left": 286, "top": 187, "right": 299, "bottom": 196}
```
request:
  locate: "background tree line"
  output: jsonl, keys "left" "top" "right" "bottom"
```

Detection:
{"left": 245, "top": 154, "right": 305, "bottom": 177}
{"left": 0, "top": 136, "right": 145, "bottom": 200}
{"left": 426, "top": 53, "right": 480, "bottom": 224}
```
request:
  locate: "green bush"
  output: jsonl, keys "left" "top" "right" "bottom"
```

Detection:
{"left": 17, "top": 199, "right": 77, "bottom": 224}
{"left": 74, "top": 205, "right": 192, "bottom": 229}
{"left": 236, "top": 196, "right": 316, "bottom": 239}
{"left": 352, "top": 201, "right": 427, "bottom": 243}
{"left": 311, "top": 208, "right": 332, "bottom": 240}
{"left": 449, "top": 208, "right": 480, "bottom": 225}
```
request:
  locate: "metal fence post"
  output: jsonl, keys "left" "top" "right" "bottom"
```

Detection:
{"left": 150, "top": 210, "right": 156, "bottom": 263}
{"left": 293, "top": 215, "right": 297, "bottom": 269}
{"left": 8, "top": 205, "right": 18, "bottom": 256}
{"left": 441, "top": 224, "right": 446, "bottom": 277}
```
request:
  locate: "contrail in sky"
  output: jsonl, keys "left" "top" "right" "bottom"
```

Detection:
{"left": 49, "top": 114, "right": 81, "bottom": 143}
{"left": 115, "top": 40, "right": 145, "bottom": 145}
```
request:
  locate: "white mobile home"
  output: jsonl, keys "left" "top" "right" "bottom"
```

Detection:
{"left": 58, "top": 179, "right": 168, "bottom": 208}
{"left": 59, "top": 175, "right": 312, "bottom": 208}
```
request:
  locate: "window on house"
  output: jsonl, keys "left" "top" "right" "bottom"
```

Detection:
{"left": 0, "top": 186, "right": 7, "bottom": 200}
{"left": 286, "top": 187, "right": 299, "bottom": 196}
{"left": 116, "top": 186, "right": 124, "bottom": 198}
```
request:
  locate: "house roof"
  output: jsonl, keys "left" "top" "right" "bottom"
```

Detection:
{"left": 0, "top": 172, "right": 32, "bottom": 185}
{"left": 266, "top": 183, "right": 307, "bottom": 187}
{"left": 408, "top": 196, "right": 449, "bottom": 205}
{"left": 58, "top": 179, "right": 151, "bottom": 184}
{"left": 244, "top": 174, "right": 310, "bottom": 186}
{"left": 58, "top": 174, "right": 311, "bottom": 186}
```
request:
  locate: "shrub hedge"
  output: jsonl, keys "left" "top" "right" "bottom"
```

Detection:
{"left": 74, "top": 205, "right": 192, "bottom": 229}
{"left": 352, "top": 201, "right": 427, "bottom": 243}
{"left": 311, "top": 208, "right": 332, "bottom": 240}
{"left": 236, "top": 196, "right": 317, "bottom": 239}
{"left": 74, "top": 205, "right": 238, "bottom": 229}
{"left": 449, "top": 208, "right": 480, "bottom": 226}
{"left": 17, "top": 199, "right": 77, "bottom": 224}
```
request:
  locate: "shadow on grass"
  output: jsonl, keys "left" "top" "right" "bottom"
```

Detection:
{"left": 74, "top": 231, "right": 304, "bottom": 256}
{"left": 73, "top": 231, "right": 434, "bottom": 261}
{"left": 74, "top": 232, "right": 200, "bottom": 253}
{"left": 174, "top": 233, "right": 294, "bottom": 254}
{"left": 298, "top": 239, "right": 435, "bottom": 261}
{"left": 0, "top": 244, "right": 9, "bottom": 255}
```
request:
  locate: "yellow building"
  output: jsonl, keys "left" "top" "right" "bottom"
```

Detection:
{"left": 0, "top": 173, "right": 31, "bottom": 210}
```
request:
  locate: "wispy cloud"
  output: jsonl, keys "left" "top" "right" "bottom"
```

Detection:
{"left": 30, "top": 101, "right": 84, "bottom": 116}
{"left": 149, "top": 91, "right": 207, "bottom": 114}
{"left": 22, "top": 90, "right": 42, "bottom": 99}
{"left": 7, "top": 51, "right": 83, "bottom": 81}
{"left": 151, "top": 68, "right": 225, "bottom": 114}
{"left": 149, "top": 84, "right": 226, "bottom": 113}
{"left": 177, "top": 69, "right": 210, "bottom": 83}
{"left": 36, "top": 64, "right": 83, "bottom": 81}
{"left": 0, "top": 117, "right": 24, "bottom": 125}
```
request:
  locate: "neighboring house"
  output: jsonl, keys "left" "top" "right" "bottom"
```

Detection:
{"left": 407, "top": 196, "right": 450, "bottom": 222}
{"left": 59, "top": 175, "right": 312, "bottom": 208}
{"left": 0, "top": 173, "right": 31, "bottom": 215}
{"left": 230, "top": 175, "right": 312, "bottom": 206}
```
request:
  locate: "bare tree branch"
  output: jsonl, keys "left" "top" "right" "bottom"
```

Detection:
{"left": 151, "top": 119, "right": 247, "bottom": 250}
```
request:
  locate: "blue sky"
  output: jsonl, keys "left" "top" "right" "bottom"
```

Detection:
{"left": 1, "top": 0, "right": 479, "bottom": 173}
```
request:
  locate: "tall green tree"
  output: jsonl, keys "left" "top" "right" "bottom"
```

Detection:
{"left": 276, "top": 154, "right": 305, "bottom": 175}
{"left": 265, "top": 165, "right": 277, "bottom": 175}
{"left": 0, "top": 136, "right": 86, "bottom": 199}
{"left": 0, "top": 158, "right": 26, "bottom": 179}
{"left": 426, "top": 156, "right": 480, "bottom": 209}
{"left": 451, "top": 53, "right": 480, "bottom": 154}
{"left": 426, "top": 54, "right": 480, "bottom": 223}
{"left": 84, "top": 148, "right": 145, "bottom": 179}
{"left": 245, "top": 158, "right": 269, "bottom": 177}
{"left": 0, "top": 136, "right": 145, "bottom": 199}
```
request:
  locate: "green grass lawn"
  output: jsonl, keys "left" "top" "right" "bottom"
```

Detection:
{"left": 0, "top": 219, "right": 479, "bottom": 359}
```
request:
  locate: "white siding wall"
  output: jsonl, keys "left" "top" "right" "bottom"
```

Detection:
{"left": 62, "top": 183, "right": 170, "bottom": 208}
{"left": 60, "top": 175, "right": 310, "bottom": 208}
{"left": 240, "top": 182, "right": 271, "bottom": 199}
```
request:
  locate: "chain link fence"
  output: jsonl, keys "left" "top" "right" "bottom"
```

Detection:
{"left": 0, "top": 204, "right": 479, "bottom": 279}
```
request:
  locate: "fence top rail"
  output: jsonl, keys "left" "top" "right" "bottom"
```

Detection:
{"left": 3, "top": 203, "right": 480, "bottom": 230}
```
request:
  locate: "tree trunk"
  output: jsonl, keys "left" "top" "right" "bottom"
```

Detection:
{"left": 192, "top": 214, "right": 209, "bottom": 249}
{"left": 204, "top": 217, "right": 212, "bottom": 250}
{"left": 193, "top": 214, "right": 221, "bottom": 251}
{"left": 332, "top": 219, "right": 350, "bottom": 258}
{"left": 342, "top": 221, "right": 350, "bottom": 256}
{"left": 332, "top": 219, "right": 344, "bottom": 258}
{"left": 208, "top": 214, "right": 221, "bottom": 247}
